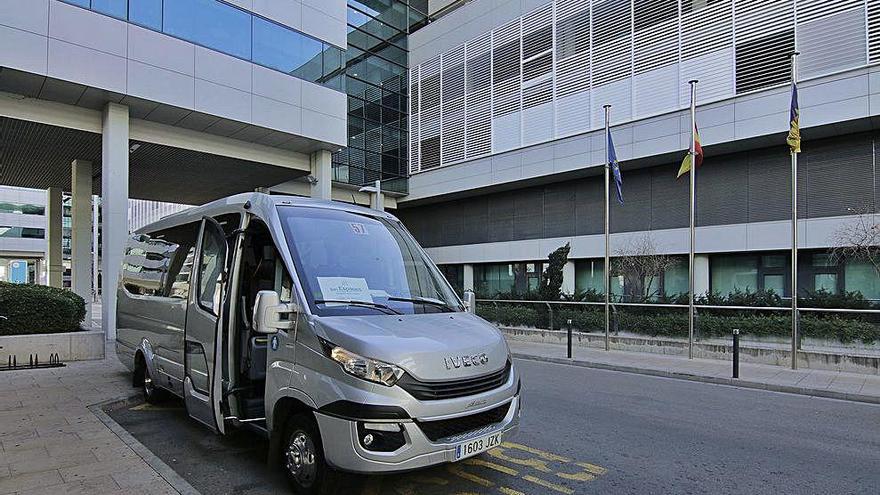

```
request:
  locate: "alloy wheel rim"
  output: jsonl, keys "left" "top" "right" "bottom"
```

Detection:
{"left": 143, "top": 374, "right": 154, "bottom": 396}
{"left": 285, "top": 431, "right": 317, "bottom": 487}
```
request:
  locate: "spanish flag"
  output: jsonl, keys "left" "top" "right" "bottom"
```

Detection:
{"left": 787, "top": 82, "right": 800, "bottom": 153}
{"left": 676, "top": 125, "right": 704, "bottom": 179}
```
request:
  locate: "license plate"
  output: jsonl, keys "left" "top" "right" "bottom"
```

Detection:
{"left": 454, "top": 432, "right": 502, "bottom": 461}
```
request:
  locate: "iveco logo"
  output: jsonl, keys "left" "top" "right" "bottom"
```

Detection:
{"left": 444, "top": 353, "right": 489, "bottom": 370}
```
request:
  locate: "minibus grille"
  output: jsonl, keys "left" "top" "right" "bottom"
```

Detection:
{"left": 397, "top": 361, "right": 511, "bottom": 401}
{"left": 416, "top": 402, "right": 510, "bottom": 442}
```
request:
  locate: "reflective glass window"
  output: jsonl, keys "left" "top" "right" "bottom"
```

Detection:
{"left": 844, "top": 260, "right": 880, "bottom": 300}
{"left": 92, "top": 0, "right": 127, "bottom": 19}
{"left": 711, "top": 255, "right": 758, "bottom": 295}
{"left": 253, "top": 17, "right": 322, "bottom": 77}
{"left": 63, "top": 0, "right": 91, "bottom": 8}
{"left": 164, "top": 0, "right": 252, "bottom": 60}
{"left": 129, "top": 0, "right": 162, "bottom": 30}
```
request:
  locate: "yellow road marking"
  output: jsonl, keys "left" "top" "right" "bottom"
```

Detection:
{"left": 522, "top": 475, "right": 575, "bottom": 495}
{"left": 447, "top": 464, "right": 494, "bottom": 487}
{"left": 464, "top": 457, "right": 519, "bottom": 476}
{"left": 502, "top": 442, "right": 571, "bottom": 462}
{"left": 498, "top": 487, "right": 527, "bottom": 495}
{"left": 486, "top": 447, "right": 552, "bottom": 472}
{"left": 577, "top": 462, "right": 608, "bottom": 476}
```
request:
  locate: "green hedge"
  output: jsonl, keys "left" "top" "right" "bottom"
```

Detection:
{"left": 0, "top": 282, "right": 86, "bottom": 335}
{"left": 477, "top": 303, "right": 880, "bottom": 345}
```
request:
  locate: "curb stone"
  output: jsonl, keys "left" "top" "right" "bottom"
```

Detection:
{"left": 88, "top": 397, "right": 202, "bottom": 495}
{"left": 512, "top": 353, "right": 880, "bottom": 405}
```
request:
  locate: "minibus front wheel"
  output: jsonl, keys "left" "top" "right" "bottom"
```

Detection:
{"left": 282, "top": 412, "right": 350, "bottom": 494}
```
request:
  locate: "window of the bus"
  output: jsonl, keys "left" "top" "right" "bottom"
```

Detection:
{"left": 278, "top": 207, "right": 460, "bottom": 316}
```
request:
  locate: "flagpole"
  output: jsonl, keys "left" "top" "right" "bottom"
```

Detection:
{"left": 687, "top": 80, "right": 698, "bottom": 360}
{"left": 603, "top": 104, "right": 611, "bottom": 352}
{"left": 790, "top": 52, "right": 800, "bottom": 370}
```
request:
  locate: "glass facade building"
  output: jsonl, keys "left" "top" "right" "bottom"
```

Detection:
{"left": 59, "top": 0, "right": 346, "bottom": 91}
{"left": 333, "top": 0, "right": 428, "bottom": 194}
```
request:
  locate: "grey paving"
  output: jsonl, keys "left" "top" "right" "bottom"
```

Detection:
{"left": 508, "top": 339, "right": 880, "bottom": 404}
{"left": 0, "top": 344, "right": 179, "bottom": 495}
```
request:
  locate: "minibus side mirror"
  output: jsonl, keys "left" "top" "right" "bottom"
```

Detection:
{"left": 253, "top": 290, "right": 298, "bottom": 334}
{"left": 463, "top": 291, "right": 476, "bottom": 314}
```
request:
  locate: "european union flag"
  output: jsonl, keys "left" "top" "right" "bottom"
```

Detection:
{"left": 608, "top": 133, "right": 624, "bottom": 205}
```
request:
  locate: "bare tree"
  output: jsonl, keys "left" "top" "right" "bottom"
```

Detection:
{"left": 612, "top": 234, "right": 681, "bottom": 302}
{"left": 830, "top": 208, "right": 880, "bottom": 276}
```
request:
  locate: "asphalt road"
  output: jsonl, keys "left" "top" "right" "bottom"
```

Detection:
{"left": 107, "top": 358, "right": 880, "bottom": 494}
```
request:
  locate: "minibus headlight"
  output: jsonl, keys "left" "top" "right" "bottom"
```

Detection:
{"left": 328, "top": 346, "right": 404, "bottom": 387}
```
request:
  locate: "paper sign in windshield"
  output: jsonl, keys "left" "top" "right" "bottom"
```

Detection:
{"left": 350, "top": 223, "right": 368, "bottom": 235}
{"left": 317, "top": 277, "right": 372, "bottom": 306}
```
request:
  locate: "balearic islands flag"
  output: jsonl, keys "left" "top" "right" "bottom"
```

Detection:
{"left": 787, "top": 82, "right": 800, "bottom": 153}
{"left": 608, "top": 132, "right": 624, "bottom": 204}
{"left": 676, "top": 125, "right": 704, "bottom": 179}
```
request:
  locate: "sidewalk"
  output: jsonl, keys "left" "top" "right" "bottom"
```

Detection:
{"left": 508, "top": 340, "right": 880, "bottom": 404}
{"left": 0, "top": 344, "right": 180, "bottom": 494}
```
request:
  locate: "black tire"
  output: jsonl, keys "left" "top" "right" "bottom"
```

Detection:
{"left": 281, "top": 413, "right": 355, "bottom": 495}
{"left": 137, "top": 357, "right": 165, "bottom": 404}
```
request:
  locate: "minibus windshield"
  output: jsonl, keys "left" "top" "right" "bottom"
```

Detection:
{"left": 278, "top": 207, "right": 462, "bottom": 316}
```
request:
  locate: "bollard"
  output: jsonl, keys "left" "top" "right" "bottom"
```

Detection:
{"left": 567, "top": 319, "right": 573, "bottom": 359}
{"left": 732, "top": 328, "right": 740, "bottom": 379}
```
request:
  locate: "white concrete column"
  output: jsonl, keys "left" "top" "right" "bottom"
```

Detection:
{"left": 309, "top": 150, "right": 332, "bottom": 200}
{"left": 45, "top": 187, "right": 63, "bottom": 288}
{"left": 695, "top": 254, "right": 710, "bottom": 297}
{"left": 561, "top": 261, "right": 576, "bottom": 295}
{"left": 71, "top": 160, "right": 93, "bottom": 318}
{"left": 463, "top": 264, "right": 475, "bottom": 292}
{"left": 92, "top": 195, "right": 100, "bottom": 303}
{"left": 101, "top": 103, "right": 129, "bottom": 340}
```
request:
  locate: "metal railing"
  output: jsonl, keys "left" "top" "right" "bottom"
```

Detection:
{"left": 475, "top": 298, "right": 880, "bottom": 362}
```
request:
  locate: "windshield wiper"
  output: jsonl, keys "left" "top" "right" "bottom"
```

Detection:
{"left": 386, "top": 296, "right": 456, "bottom": 312}
{"left": 314, "top": 299, "right": 402, "bottom": 315}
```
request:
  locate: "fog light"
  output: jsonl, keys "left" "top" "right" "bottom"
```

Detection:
{"left": 363, "top": 434, "right": 374, "bottom": 447}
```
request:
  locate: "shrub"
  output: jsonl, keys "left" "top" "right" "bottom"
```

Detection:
{"left": 0, "top": 282, "right": 86, "bottom": 335}
{"left": 477, "top": 302, "right": 880, "bottom": 345}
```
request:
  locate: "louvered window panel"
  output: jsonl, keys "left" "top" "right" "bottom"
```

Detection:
{"left": 592, "top": 0, "right": 632, "bottom": 42}
{"left": 466, "top": 33, "right": 492, "bottom": 159}
{"left": 735, "top": 29, "right": 794, "bottom": 93}
{"left": 798, "top": 7, "right": 866, "bottom": 80}
{"left": 522, "top": 4, "right": 553, "bottom": 59}
{"left": 420, "top": 56, "right": 441, "bottom": 111}
{"left": 734, "top": 0, "right": 793, "bottom": 43}
{"left": 870, "top": 0, "right": 880, "bottom": 62}
{"left": 409, "top": 65, "right": 419, "bottom": 173}
{"left": 797, "top": 0, "right": 862, "bottom": 24}
{"left": 681, "top": 0, "right": 732, "bottom": 60}
{"left": 634, "top": 0, "right": 677, "bottom": 31}
{"left": 592, "top": 78, "right": 632, "bottom": 126}
{"left": 679, "top": 47, "right": 734, "bottom": 105}
{"left": 467, "top": 89, "right": 492, "bottom": 158}
{"left": 492, "top": 20, "right": 522, "bottom": 152}
{"left": 555, "top": 0, "right": 590, "bottom": 60}
{"left": 634, "top": 18, "right": 678, "bottom": 74}
{"left": 523, "top": 79, "right": 554, "bottom": 145}
{"left": 442, "top": 46, "right": 466, "bottom": 165}
{"left": 555, "top": 51, "right": 591, "bottom": 136}
{"left": 409, "top": 111, "right": 420, "bottom": 173}
{"left": 592, "top": 0, "right": 631, "bottom": 86}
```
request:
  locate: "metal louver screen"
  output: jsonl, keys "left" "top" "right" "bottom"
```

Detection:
{"left": 735, "top": 29, "right": 794, "bottom": 93}
{"left": 408, "top": 0, "right": 873, "bottom": 175}
{"left": 870, "top": 0, "right": 880, "bottom": 62}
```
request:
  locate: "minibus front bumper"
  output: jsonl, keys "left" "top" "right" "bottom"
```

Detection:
{"left": 315, "top": 394, "right": 521, "bottom": 474}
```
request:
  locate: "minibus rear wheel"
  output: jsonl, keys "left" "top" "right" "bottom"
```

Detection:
{"left": 135, "top": 354, "right": 164, "bottom": 404}
{"left": 282, "top": 412, "right": 349, "bottom": 494}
